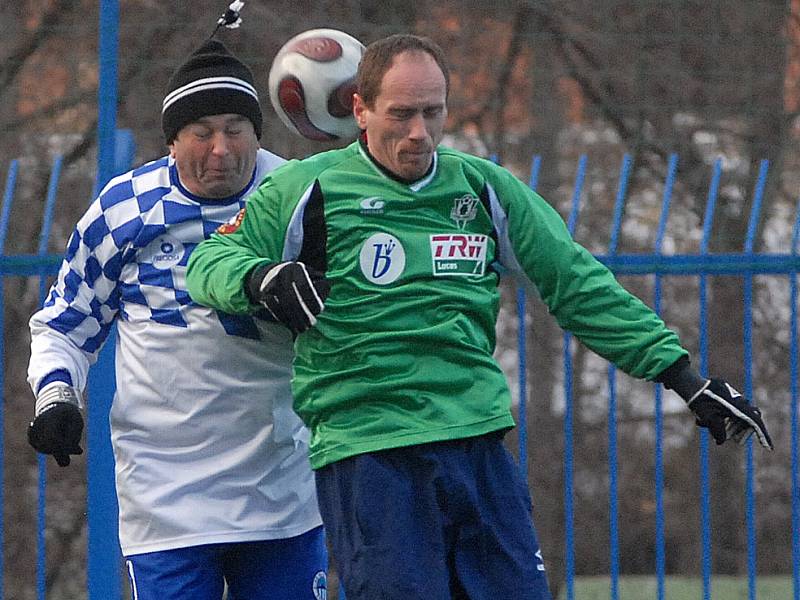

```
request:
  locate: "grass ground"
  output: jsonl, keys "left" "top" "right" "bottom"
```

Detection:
{"left": 555, "top": 575, "right": 795, "bottom": 599}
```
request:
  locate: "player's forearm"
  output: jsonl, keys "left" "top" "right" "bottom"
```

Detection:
{"left": 186, "top": 234, "right": 269, "bottom": 314}
{"left": 28, "top": 327, "right": 92, "bottom": 398}
{"left": 513, "top": 221, "right": 688, "bottom": 380}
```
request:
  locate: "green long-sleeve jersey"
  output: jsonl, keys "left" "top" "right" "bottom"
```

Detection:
{"left": 187, "top": 140, "right": 687, "bottom": 468}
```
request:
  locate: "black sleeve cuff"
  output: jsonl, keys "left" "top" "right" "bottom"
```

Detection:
{"left": 654, "top": 355, "right": 690, "bottom": 386}
{"left": 655, "top": 356, "right": 707, "bottom": 402}
{"left": 245, "top": 262, "right": 273, "bottom": 305}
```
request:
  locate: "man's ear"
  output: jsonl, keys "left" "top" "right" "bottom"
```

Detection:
{"left": 353, "top": 94, "right": 368, "bottom": 129}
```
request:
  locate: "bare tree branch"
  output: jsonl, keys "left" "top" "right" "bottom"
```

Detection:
{"left": 0, "top": 0, "right": 81, "bottom": 97}
{"left": 58, "top": 15, "right": 191, "bottom": 171}
{"left": 445, "top": 4, "right": 534, "bottom": 159}
{"left": 488, "top": 4, "right": 531, "bottom": 161}
{"left": 3, "top": 92, "right": 95, "bottom": 132}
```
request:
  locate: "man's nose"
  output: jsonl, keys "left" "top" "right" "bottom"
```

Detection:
{"left": 407, "top": 114, "right": 428, "bottom": 140}
{"left": 210, "top": 132, "right": 230, "bottom": 155}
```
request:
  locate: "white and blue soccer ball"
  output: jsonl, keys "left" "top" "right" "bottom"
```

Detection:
{"left": 268, "top": 28, "right": 365, "bottom": 142}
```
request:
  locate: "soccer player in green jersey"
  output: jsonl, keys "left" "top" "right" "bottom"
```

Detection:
{"left": 187, "top": 34, "right": 772, "bottom": 600}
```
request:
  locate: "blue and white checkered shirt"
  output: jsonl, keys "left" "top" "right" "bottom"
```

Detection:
{"left": 28, "top": 149, "right": 322, "bottom": 555}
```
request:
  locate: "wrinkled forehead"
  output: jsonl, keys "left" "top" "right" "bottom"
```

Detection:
{"left": 378, "top": 51, "right": 447, "bottom": 102}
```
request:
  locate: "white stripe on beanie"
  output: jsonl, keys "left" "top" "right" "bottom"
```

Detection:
{"left": 162, "top": 76, "right": 258, "bottom": 113}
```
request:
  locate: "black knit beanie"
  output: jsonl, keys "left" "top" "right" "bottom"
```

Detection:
{"left": 162, "top": 39, "right": 263, "bottom": 143}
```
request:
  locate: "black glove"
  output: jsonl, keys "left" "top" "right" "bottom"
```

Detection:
{"left": 688, "top": 379, "right": 773, "bottom": 449}
{"left": 247, "top": 261, "right": 331, "bottom": 335}
{"left": 28, "top": 400, "right": 84, "bottom": 467}
{"left": 658, "top": 359, "right": 773, "bottom": 450}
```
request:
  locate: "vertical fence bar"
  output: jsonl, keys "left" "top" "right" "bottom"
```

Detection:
{"left": 89, "top": 2, "right": 122, "bottom": 598}
{"left": 36, "top": 159, "right": 63, "bottom": 256}
{"left": 606, "top": 153, "right": 631, "bottom": 600}
{"left": 0, "top": 161, "right": 18, "bottom": 251}
{"left": 96, "top": 0, "right": 119, "bottom": 196}
{"left": 517, "top": 155, "right": 541, "bottom": 478}
{"left": 743, "top": 159, "right": 769, "bottom": 600}
{"left": 607, "top": 154, "right": 631, "bottom": 256}
{"left": 0, "top": 160, "right": 19, "bottom": 600}
{"left": 792, "top": 198, "right": 800, "bottom": 600}
{"left": 35, "top": 156, "right": 64, "bottom": 600}
{"left": 699, "top": 158, "right": 722, "bottom": 600}
{"left": 653, "top": 154, "right": 678, "bottom": 600}
{"left": 529, "top": 155, "right": 542, "bottom": 191}
{"left": 563, "top": 154, "right": 587, "bottom": 600}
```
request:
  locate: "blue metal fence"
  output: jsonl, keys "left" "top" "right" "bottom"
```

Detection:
{"left": 2, "top": 150, "right": 797, "bottom": 598}
{"left": 541, "top": 154, "right": 799, "bottom": 600}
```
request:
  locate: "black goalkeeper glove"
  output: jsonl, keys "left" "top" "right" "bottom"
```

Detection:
{"left": 658, "top": 359, "right": 773, "bottom": 450}
{"left": 247, "top": 261, "right": 331, "bottom": 335}
{"left": 28, "top": 383, "right": 85, "bottom": 467}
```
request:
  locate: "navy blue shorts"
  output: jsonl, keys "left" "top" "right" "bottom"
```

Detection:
{"left": 315, "top": 433, "right": 551, "bottom": 600}
{"left": 124, "top": 525, "right": 328, "bottom": 600}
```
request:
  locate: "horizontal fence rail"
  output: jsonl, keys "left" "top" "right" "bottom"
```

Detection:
{"left": 4, "top": 253, "right": 800, "bottom": 278}
{"left": 2, "top": 151, "right": 798, "bottom": 599}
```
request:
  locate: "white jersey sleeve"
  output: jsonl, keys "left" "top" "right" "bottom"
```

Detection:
{"left": 28, "top": 181, "right": 126, "bottom": 394}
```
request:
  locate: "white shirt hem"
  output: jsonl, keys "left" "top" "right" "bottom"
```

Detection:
{"left": 121, "top": 517, "right": 324, "bottom": 557}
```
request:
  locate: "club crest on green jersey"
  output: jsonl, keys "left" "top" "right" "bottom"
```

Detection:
{"left": 216, "top": 207, "right": 246, "bottom": 234}
{"left": 450, "top": 194, "right": 479, "bottom": 228}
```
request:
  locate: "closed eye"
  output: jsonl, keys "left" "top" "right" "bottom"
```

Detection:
{"left": 423, "top": 107, "right": 444, "bottom": 118}
{"left": 389, "top": 109, "right": 416, "bottom": 120}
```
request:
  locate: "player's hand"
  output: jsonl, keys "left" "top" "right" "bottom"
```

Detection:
{"left": 28, "top": 384, "right": 85, "bottom": 467}
{"left": 659, "top": 361, "right": 773, "bottom": 450}
{"left": 248, "top": 261, "right": 330, "bottom": 335}
{"left": 686, "top": 379, "right": 773, "bottom": 450}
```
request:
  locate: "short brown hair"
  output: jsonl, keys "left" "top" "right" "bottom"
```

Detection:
{"left": 356, "top": 34, "right": 450, "bottom": 108}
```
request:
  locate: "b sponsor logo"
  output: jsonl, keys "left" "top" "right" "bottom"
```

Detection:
{"left": 430, "top": 233, "right": 487, "bottom": 276}
{"left": 359, "top": 232, "right": 405, "bottom": 285}
{"left": 216, "top": 207, "right": 246, "bottom": 234}
{"left": 150, "top": 236, "right": 184, "bottom": 270}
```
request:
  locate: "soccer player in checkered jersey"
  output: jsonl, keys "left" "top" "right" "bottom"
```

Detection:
{"left": 26, "top": 38, "right": 328, "bottom": 600}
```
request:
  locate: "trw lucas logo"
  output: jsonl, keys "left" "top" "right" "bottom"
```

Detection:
{"left": 430, "top": 234, "right": 488, "bottom": 276}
